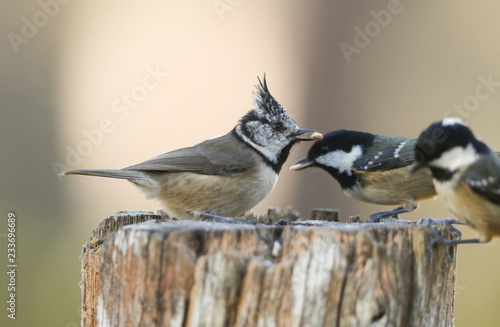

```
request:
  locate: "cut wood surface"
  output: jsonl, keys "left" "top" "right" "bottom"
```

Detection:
{"left": 80, "top": 210, "right": 458, "bottom": 327}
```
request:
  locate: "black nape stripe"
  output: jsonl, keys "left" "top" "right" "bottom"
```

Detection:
{"left": 431, "top": 167, "right": 457, "bottom": 182}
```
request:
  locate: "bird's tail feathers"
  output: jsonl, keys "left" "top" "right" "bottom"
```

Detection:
{"left": 61, "top": 169, "right": 142, "bottom": 181}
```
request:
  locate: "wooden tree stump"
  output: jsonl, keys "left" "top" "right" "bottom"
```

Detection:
{"left": 80, "top": 210, "right": 458, "bottom": 327}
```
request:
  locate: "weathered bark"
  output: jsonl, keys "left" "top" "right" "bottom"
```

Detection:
{"left": 80, "top": 211, "right": 165, "bottom": 327}
{"left": 80, "top": 210, "right": 458, "bottom": 327}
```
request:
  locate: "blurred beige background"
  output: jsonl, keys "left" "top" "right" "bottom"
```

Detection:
{"left": 2, "top": 1, "right": 500, "bottom": 326}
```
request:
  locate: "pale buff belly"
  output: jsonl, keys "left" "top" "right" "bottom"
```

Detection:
{"left": 136, "top": 166, "right": 278, "bottom": 220}
{"left": 435, "top": 180, "right": 500, "bottom": 242}
{"left": 347, "top": 166, "right": 436, "bottom": 206}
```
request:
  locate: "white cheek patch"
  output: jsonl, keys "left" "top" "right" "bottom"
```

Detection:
{"left": 236, "top": 123, "right": 285, "bottom": 164}
{"left": 430, "top": 143, "right": 479, "bottom": 171}
{"left": 246, "top": 121, "right": 273, "bottom": 146}
{"left": 316, "top": 145, "right": 362, "bottom": 176}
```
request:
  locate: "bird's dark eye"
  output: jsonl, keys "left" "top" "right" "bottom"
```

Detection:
{"left": 271, "top": 122, "right": 284, "bottom": 131}
{"left": 320, "top": 146, "right": 329, "bottom": 154}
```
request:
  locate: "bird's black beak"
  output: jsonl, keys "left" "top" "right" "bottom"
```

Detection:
{"left": 292, "top": 129, "right": 323, "bottom": 141}
{"left": 408, "top": 162, "right": 424, "bottom": 176}
{"left": 290, "top": 157, "right": 315, "bottom": 171}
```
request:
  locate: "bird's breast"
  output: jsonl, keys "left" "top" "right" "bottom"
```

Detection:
{"left": 346, "top": 166, "right": 436, "bottom": 205}
{"left": 434, "top": 179, "right": 500, "bottom": 242}
{"left": 143, "top": 163, "right": 278, "bottom": 219}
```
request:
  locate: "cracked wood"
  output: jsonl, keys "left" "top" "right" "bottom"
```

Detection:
{"left": 80, "top": 212, "right": 457, "bottom": 327}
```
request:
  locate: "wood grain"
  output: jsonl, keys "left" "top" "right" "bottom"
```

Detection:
{"left": 80, "top": 211, "right": 458, "bottom": 327}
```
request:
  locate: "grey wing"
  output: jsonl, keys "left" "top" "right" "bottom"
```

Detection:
{"left": 463, "top": 155, "right": 500, "bottom": 205}
{"left": 124, "top": 134, "right": 254, "bottom": 176}
{"left": 354, "top": 136, "right": 416, "bottom": 172}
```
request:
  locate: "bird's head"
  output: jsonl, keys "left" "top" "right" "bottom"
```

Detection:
{"left": 234, "top": 75, "right": 321, "bottom": 172}
{"left": 410, "top": 118, "right": 486, "bottom": 179}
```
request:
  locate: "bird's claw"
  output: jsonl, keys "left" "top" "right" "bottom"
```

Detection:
{"left": 368, "top": 212, "right": 397, "bottom": 223}
{"left": 274, "top": 219, "right": 290, "bottom": 226}
{"left": 417, "top": 217, "right": 463, "bottom": 240}
{"left": 368, "top": 206, "right": 405, "bottom": 223}
{"left": 418, "top": 218, "right": 481, "bottom": 252}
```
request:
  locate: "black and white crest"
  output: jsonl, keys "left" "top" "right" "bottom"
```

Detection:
{"left": 252, "top": 75, "right": 286, "bottom": 119}
{"left": 233, "top": 75, "right": 304, "bottom": 172}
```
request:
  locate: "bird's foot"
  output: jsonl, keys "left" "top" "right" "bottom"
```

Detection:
{"left": 417, "top": 217, "right": 464, "bottom": 239}
{"left": 368, "top": 212, "right": 397, "bottom": 223}
{"left": 416, "top": 217, "right": 481, "bottom": 251}
{"left": 367, "top": 216, "right": 384, "bottom": 223}
{"left": 274, "top": 219, "right": 290, "bottom": 226}
{"left": 367, "top": 214, "right": 383, "bottom": 223}
{"left": 368, "top": 206, "right": 407, "bottom": 223}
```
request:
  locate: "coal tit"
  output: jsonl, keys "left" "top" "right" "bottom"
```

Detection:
{"left": 63, "top": 76, "right": 322, "bottom": 220}
{"left": 411, "top": 118, "right": 500, "bottom": 244}
{"left": 291, "top": 129, "right": 436, "bottom": 221}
